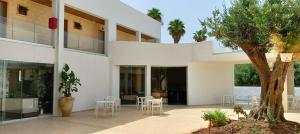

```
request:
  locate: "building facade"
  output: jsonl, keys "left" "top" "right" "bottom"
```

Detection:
{"left": 0, "top": 0, "right": 284, "bottom": 123}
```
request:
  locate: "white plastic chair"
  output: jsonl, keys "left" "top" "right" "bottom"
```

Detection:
{"left": 103, "top": 101, "right": 114, "bottom": 116}
{"left": 222, "top": 95, "right": 236, "bottom": 106}
{"left": 136, "top": 96, "right": 143, "bottom": 109}
{"left": 140, "top": 97, "right": 148, "bottom": 113}
{"left": 251, "top": 96, "right": 260, "bottom": 108}
{"left": 151, "top": 98, "right": 163, "bottom": 115}
{"left": 288, "top": 95, "right": 296, "bottom": 109}
{"left": 105, "top": 96, "right": 121, "bottom": 112}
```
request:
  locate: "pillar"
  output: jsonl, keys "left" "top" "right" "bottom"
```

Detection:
{"left": 136, "top": 31, "right": 141, "bottom": 42}
{"left": 287, "top": 62, "right": 295, "bottom": 96}
{"left": 146, "top": 65, "right": 151, "bottom": 96}
{"left": 111, "top": 65, "right": 120, "bottom": 98}
{"left": 52, "top": 0, "right": 64, "bottom": 116}
{"left": 105, "top": 20, "right": 116, "bottom": 56}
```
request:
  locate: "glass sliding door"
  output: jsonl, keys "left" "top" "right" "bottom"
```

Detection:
{"left": 4, "top": 62, "right": 23, "bottom": 121}
{"left": 0, "top": 60, "right": 53, "bottom": 123}
{"left": 0, "top": 60, "right": 5, "bottom": 121}
{"left": 120, "top": 66, "right": 145, "bottom": 104}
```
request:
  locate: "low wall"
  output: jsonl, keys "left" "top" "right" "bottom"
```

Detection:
{"left": 234, "top": 86, "right": 300, "bottom": 96}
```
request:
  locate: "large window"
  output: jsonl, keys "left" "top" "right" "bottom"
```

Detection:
{"left": 0, "top": 60, "right": 53, "bottom": 122}
{"left": 120, "top": 66, "right": 145, "bottom": 104}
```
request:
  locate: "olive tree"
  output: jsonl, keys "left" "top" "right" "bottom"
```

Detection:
{"left": 202, "top": 0, "right": 300, "bottom": 121}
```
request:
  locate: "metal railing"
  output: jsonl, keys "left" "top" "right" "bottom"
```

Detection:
{"left": 65, "top": 32, "right": 105, "bottom": 54}
{"left": 0, "top": 17, "right": 52, "bottom": 46}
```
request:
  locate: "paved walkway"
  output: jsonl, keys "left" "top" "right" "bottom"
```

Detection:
{"left": 0, "top": 106, "right": 299, "bottom": 134}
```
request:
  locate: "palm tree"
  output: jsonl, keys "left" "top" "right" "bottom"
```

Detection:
{"left": 168, "top": 19, "right": 185, "bottom": 43}
{"left": 147, "top": 8, "right": 162, "bottom": 23}
{"left": 193, "top": 26, "right": 207, "bottom": 42}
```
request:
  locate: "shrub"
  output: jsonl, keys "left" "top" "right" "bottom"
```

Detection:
{"left": 233, "top": 105, "right": 247, "bottom": 119}
{"left": 202, "top": 110, "right": 229, "bottom": 127}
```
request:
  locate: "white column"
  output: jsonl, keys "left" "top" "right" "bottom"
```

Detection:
{"left": 287, "top": 63, "right": 295, "bottom": 95}
{"left": 136, "top": 31, "right": 141, "bottom": 42}
{"left": 283, "top": 77, "right": 289, "bottom": 111}
{"left": 111, "top": 65, "right": 120, "bottom": 98}
{"left": 146, "top": 65, "right": 151, "bottom": 96}
{"left": 105, "top": 20, "right": 117, "bottom": 56}
{"left": 52, "top": 0, "right": 64, "bottom": 116}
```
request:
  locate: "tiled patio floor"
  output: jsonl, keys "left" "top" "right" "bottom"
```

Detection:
{"left": 0, "top": 105, "right": 299, "bottom": 134}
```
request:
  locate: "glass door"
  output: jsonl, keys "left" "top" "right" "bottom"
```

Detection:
{"left": 120, "top": 66, "right": 145, "bottom": 104}
{"left": 0, "top": 60, "right": 5, "bottom": 121}
{"left": 3, "top": 62, "right": 23, "bottom": 121}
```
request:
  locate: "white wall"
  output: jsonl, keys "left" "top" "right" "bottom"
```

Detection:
{"left": 65, "top": 0, "right": 161, "bottom": 40}
{"left": 188, "top": 62, "right": 234, "bottom": 105}
{"left": 62, "top": 49, "right": 110, "bottom": 111}
{"left": 0, "top": 38, "right": 55, "bottom": 63}
{"left": 108, "top": 41, "right": 213, "bottom": 66}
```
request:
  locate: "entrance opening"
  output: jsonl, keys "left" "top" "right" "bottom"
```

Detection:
{"left": 151, "top": 67, "right": 187, "bottom": 105}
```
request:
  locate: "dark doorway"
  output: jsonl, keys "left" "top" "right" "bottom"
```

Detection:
{"left": 151, "top": 67, "right": 187, "bottom": 105}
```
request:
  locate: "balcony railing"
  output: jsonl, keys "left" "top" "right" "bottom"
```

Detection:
{"left": 0, "top": 17, "right": 52, "bottom": 46}
{"left": 65, "top": 32, "right": 105, "bottom": 54}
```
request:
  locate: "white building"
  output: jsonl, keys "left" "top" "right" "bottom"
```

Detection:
{"left": 0, "top": 0, "right": 291, "bottom": 123}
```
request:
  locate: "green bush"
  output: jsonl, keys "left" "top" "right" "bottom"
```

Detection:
{"left": 235, "top": 62, "right": 300, "bottom": 86}
{"left": 202, "top": 110, "right": 229, "bottom": 127}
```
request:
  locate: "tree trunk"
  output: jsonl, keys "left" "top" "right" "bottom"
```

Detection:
{"left": 173, "top": 36, "right": 181, "bottom": 44}
{"left": 239, "top": 45, "right": 291, "bottom": 121}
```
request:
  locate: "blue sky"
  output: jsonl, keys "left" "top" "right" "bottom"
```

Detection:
{"left": 120, "top": 0, "right": 230, "bottom": 44}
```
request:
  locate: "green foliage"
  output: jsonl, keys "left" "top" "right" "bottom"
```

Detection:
{"left": 294, "top": 62, "right": 300, "bottom": 86}
{"left": 265, "top": 113, "right": 275, "bottom": 124}
{"left": 202, "top": 110, "right": 229, "bottom": 127}
{"left": 193, "top": 22, "right": 207, "bottom": 42}
{"left": 168, "top": 19, "right": 185, "bottom": 43}
{"left": 59, "top": 64, "right": 81, "bottom": 97}
{"left": 235, "top": 62, "right": 300, "bottom": 86}
{"left": 235, "top": 64, "right": 260, "bottom": 86}
{"left": 202, "top": 0, "right": 300, "bottom": 52}
{"left": 147, "top": 8, "right": 162, "bottom": 23}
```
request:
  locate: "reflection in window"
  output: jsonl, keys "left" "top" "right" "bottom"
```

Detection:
{"left": 0, "top": 61, "right": 53, "bottom": 122}
{"left": 120, "top": 66, "right": 145, "bottom": 104}
{"left": 151, "top": 68, "right": 168, "bottom": 102}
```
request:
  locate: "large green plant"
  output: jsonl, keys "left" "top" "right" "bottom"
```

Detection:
{"left": 202, "top": 0, "right": 300, "bottom": 121}
{"left": 168, "top": 19, "right": 185, "bottom": 43}
{"left": 59, "top": 64, "right": 81, "bottom": 97}
{"left": 202, "top": 110, "right": 229, "bottom": 127}
{"left": 147, "top": 8, "right": 163, "bottom": 23}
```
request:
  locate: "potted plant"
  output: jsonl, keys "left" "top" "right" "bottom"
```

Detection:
{"left": 58, "top": 64, "right": 81, "bottom": 117}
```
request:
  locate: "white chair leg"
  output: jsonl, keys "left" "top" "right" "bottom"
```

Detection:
{"left": 95, "top": 104, "right": 99, "bottom": 118}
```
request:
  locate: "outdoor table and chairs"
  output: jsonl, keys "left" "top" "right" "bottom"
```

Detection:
{"left": 137, "top": 96, "right": 163, "bottom": 115}
{"left": 95, "top": 96, "right": 121, "bottom": 117}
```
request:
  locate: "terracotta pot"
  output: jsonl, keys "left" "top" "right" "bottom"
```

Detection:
{"left": 59, "top": 97, "right": 74, "bottom": 117}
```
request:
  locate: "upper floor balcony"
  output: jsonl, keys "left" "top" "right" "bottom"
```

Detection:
{"left": 0, "top": 0, "right": 105, "bottom": 54}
